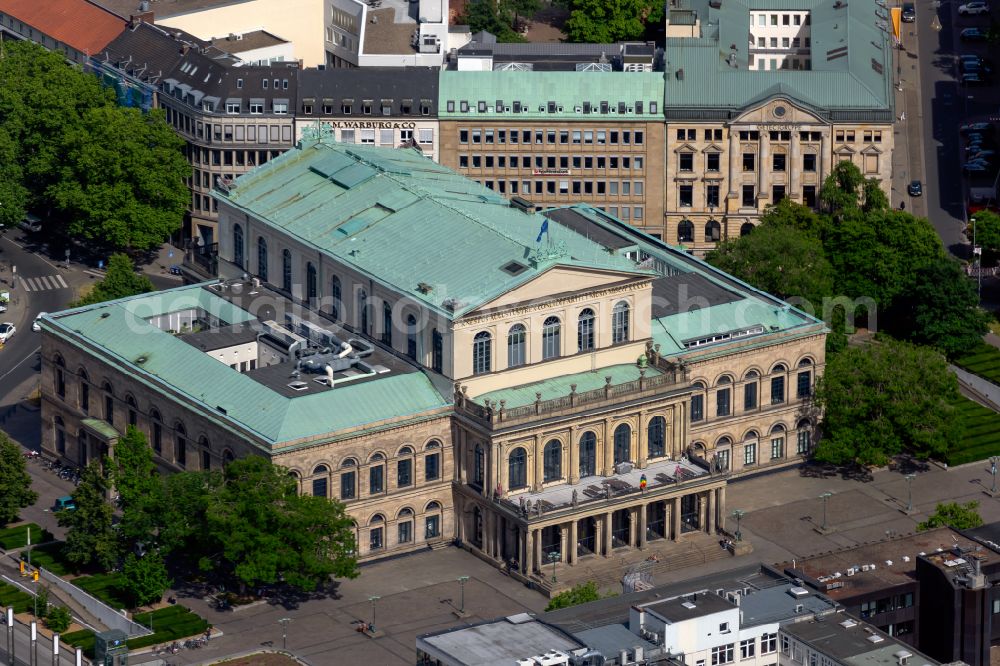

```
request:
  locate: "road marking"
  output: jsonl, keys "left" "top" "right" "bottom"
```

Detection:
{"left": 0, "top": 346, "right": 40, "bottom": 385}
{"left": 20, "top": 274, "right": 68, "bottom": 292}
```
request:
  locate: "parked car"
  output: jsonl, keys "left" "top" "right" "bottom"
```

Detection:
{"left": 18, "top": 214, "right": 41, "bottom": 233}
{"left": 31, "top": 313, "right": 47, "bottom": 332}
{"left": 961, "top": 122, "right": 993, "bottom": 133}
{"left": 963, "top": 161, "right": 990, "bottom": 172}
{"left": 902, "top": 2, "right": 916, "bottom": 21}
{"left": 962, "top": 72, "right": 987, "bottom": 85}
{"left": 961, "top": 27, "right": 988, "bottom": 41}
{"left": 971, "top": 149, "right": 997, "bottom": 158}
{"left": 908, "top": 180, "right": 923, "bottom": 196}
{"left": 0, "top": 323, "right": 14, "bottom": 343}
{"left": 958, "top": 1, "right": 990, "bottom": 14}
{"left": 960, "top": 54, "right": 984, "bottom": 65}
{"left": 54, "top": 496, "right": 76, "bottom": 512}
{"left": 963, "top": 61, "right": 993, "bottom": 74}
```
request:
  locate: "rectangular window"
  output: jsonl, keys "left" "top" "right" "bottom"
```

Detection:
{"left": 425, "top": 452, "right": 440, "bottom": 481}
{"left": 741, "top": 639, "right": 756, "bottom": 660}
{"left": 797, "top": 370, "right": 812, "bottom": 398}
{"left": 679, "top": 185, "right": 693, "bottom": 207}
{"left": 743, "top": 153, "right": 755, "bottom": 171}
{"left": 707, "top": 152, "right": 720, "bottom": 171}
{"left": 717, "top": 388, "right": 731, "bottom": 417}
{"left": 803, "top": 153, "right": 817, "bottom": 171}
{"left": 742, "top": 185, "right": 755, "bottom": 207}
{"left": 459, "top": 129, "right": 468, "bottom": 143}
{"left": 762, "top": 634, "right": 778, "bottom": 654}
{"left": 691, "top": 394, "right": 704, "bottom": 422}
{"left": 744, "top": 442, "right": 757, "bottom": 466}
{"left": 369, "top": 465, "right": 384, "bottom": 494}
{"left": 773, "top": 153, "right": 786, "bottom": 171}
{"left": 425, "top": 515, "right": 440, "bottom": 538}
{"left": 397, "top": 459, "right": 412, "bottom": 487}
{"left": 369, "top": 526, "right": 383, "bottom": 551}
{"left": 771, "top": 437, "right": 785, "bottom": 459}
{"left": 712, "top": 644, "right": 734, "bottom": 666}
{"left": 772, "top": 185, "right": 786, "bottom": 202}
{"left": 744, "top": 382, "right": 758, "bottom": 410}
{"left": 679, "top": 152, "right": 694, "bottom": 171}
{"left": 707, "top": 185, "right": 720, "bottom": 208}
{"left": 398, "top": 521, "right": 412, "bottom": 544}
{"left": 771, "top": 376, "right": 785, "bottom": 404}
{"left": 803, "top": 185, "right": 818, "bottom": 208}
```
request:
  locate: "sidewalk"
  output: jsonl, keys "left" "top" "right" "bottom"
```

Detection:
{"left": 890, "top": 27, "right": 927, "bottom": 218}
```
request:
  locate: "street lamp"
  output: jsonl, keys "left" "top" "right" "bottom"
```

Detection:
{"left": 368, "top": 595, "right": 381, "bottom": 633}
{"left": 972, "top": 217, "right": 982, "bottom": 299}
{"left": 819, "top": 492, "right": 833, "bottom": 531}
{"left": 905, "top": 474, "right": 916, "bottom": 513}
{"left": 457, "top": 576, "right": 469, "bottom": 614}
{"left": 547, "top": 551, "right": 559, "bottom": 583}
{"left": 990, "top": 456, "right": 998, "bottom": 494}
{"left": 731, "top": 509, "right": 745, "bottom": 542}
{"left": 278, "top": 617, "right": 291, "bottom": 650}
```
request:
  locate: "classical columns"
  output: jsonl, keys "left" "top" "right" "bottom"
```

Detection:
{"left": 789, "top": 131, "right": 801, "bottom": 198}
{"left": 672, "top": 497, "right": 681, "bottom": 541}
{"left": 628, "top": 508, "right": 637, "bottom": 547}
{"left": 717, "top": 486, "right": 727, "bottom": 530}
{"left": 559, "top": 525, "right": 568, "bottom": 563}
{"left": 707, "top": 491, "right": 716, "bottom": 534}
{"left": 638, "top": 504, "right": 648, "bottom": 549}
{"left": 757, "top": 132, "right": 770, "bottom": 202}
{"left": 727, "top": 130, "right": 740, "bottom": 199}
{"left": 603, "top": 511, "right": 613, "bottom": 556}
{"left": 533, "top": 528, "right": 542, "bottom": 573}
{"left": 521, "top": 527, "right": 530, "bottom": 575}
{"left": 568, "top": 520, "right": 578, "bottom": 565}
{"left": 532, "top": 434, "right": 543, "bottom": 492}
{"left": 699, "top": 494, "right": 708, "bottom": 534}
{"left": 603, "top": 421, "right": 613, "bottom": 476}
{"left": 569, "top": 426, "right": 580, "bottom": 484}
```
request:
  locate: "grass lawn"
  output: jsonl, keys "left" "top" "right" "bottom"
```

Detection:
{"left": 62, "top": 605, "right": 209, "bottom": 657}
{"left": 0, "top": 524, "right": 53, "bottom": 550}
{"left": 0, "top": 581, "right": 33, "bottom": 614}
{"left": 74, "top": 572, "right": 131, "bottom": 609}
{"left": 21, "top": 542, "right": 77, "bottom": 576}
{"left": 955, "top": 343, "right": 1000, "bottom": 386}
{"left": 945, "top": 396, "right": 1000, "bottom": 466}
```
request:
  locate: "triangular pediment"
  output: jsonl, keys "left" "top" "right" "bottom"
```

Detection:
{"left": 861, "top": 145, "right": 883, "bottom": 155}
{"left": 674, "top": 143, "right": 698, "bottom": 153}
{"left": 732, "top": 94, "right": 825, "bottom": 125}
{"left": 702, "top": 143, "right": 724, "bottom": 153}
{"left": 836, "top": 145, "right": 856, "bottom": 155}
{"left": 467, "top": 264, "right": 651, "bottom": 315}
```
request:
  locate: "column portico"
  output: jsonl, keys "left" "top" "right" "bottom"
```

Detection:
{"left": 568, "top": 519, "right": 578, "bottom": 565}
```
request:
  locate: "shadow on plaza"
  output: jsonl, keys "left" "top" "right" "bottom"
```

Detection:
{"left": 171, "top": 576, "right": 344, "bottom": 613}
{"left": 799, "top": 454, "right": 930, "bottom": 483}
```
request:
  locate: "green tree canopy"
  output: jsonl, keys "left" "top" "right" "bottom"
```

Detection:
{"left": 44, "top": 606, "right": 72, "bottom": 633}
{"left": 112, "top": 426, "right": 164, "bottom": 554}
{"left": 706, "top": 222, "right": 834, "bottom": 317}
{"left": 759, "top": 198, "right": 826, "bottom": 236}
{"left": 74, "top": 253, "right": 154, "bottom": 306}
{"left": 890, "top": 255, "right": 990, "bottom": 357}
{"left": 819, "top": 161, "right": 866, "bottom": 213}
{"left": 49, "top": 106, "right": 188, "bottom": 251}
{"left": 813, "top": 340, "right": 962, "bottom": 466}
{"left": 545, "top": 581, "right": 603, "bottom": 611}
{"left": 122, "top": 550, "right": 171, "bottom": 606}
{"left": 972, "top": 210, "right": 1000, "bottom": 255}
{"left": 564, "top": 0, "right": 661, "bottom": 42}
{"left": 918, "top": 501, "right": 984, "bottom": 531}
{"left": 57, "top": 460, "right": 118, "bottom": 570}
{"left": 0, "top": 433, "right": 38, "bottom": 525}
{"left": 204, "top": 456, "right": 358, "bottom": 592}
{"left": 461, "top": 0, "right": 537, "bottom": 41}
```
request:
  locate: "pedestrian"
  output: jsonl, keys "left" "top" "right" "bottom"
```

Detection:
{"left": 899, "top": 111, "right": 906, "bottom": 121}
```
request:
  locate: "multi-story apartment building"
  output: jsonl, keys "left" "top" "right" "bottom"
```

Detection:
{"left": 294, "top": 67, "right": 440, "bottom": 161}
{"left": 660, "top": 0, "right": 894, "bottom": 250}
{"left": 438, "top": 40, "right": 667, "bottom": 237}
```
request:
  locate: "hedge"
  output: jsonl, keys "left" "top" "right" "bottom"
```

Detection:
{"left": 0, "top": 524, "right": 54, "bottom": 550}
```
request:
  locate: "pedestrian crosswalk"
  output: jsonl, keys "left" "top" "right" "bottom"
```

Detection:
{"left": 20, "top": 274, "right": 68, "bottom": 292}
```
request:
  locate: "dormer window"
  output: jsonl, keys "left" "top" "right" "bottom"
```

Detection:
{"left": 262, "top": 79, "right": 268, "bottom": 89}
{"left": 362, "top": 100, "right": 373, "bottom": 115}
{"left": 342, "top": 101, "right": 352, "bottom": 115}
{"left": 236, "top": 78, "right": 243, "bottom": 89}
{"left": 401, "top": 99, "right": 412, "bottom": 114}
{"left": 226, "top": 101, "right": 240, "bottom": 114}
{"left": 381, "top": 100, "right": 392, "bottom": 115}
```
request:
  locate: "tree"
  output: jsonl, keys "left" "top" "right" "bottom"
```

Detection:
{"left": 57, "top": 460, "right": 118, "bottom": 570}
{"left": 0, "top": 129, "right": 29, "bottom": 229}
{"left": 545, "top": 581, "right": 602, "bottom": 611}
{"left": 112, "top": 426, "right": 163, "bottom": 554}
{"left": 122, "top": 551, "right": 171, "bottom": 607}
{"left": 73, "top": 254, "right": 154, "bottom": 306}
{"left": 564, "top": 0, "right": 661, "bottom": 43}
{"left": 861, "top": 178, "right": 889, "bottom": 213}
{"left": 813, "top": 340, "right": 963, "bottom": 466}
{"left": 819, "top": 161, "right": 866, "bottom": 213}
{"left": 462, "top": 0, "right": 539, "bottom": 40}
{"left": 48, "top": 106, "right": 188, "bottom": 251}
{"left": 157, "top": 469, "right": 219, "bottom": 560}
{"left": 759, "top": 198, "right": 826, "bottom": 236}
{"left": 891, "top": 255, "right": 990, "bottom": 358}
{"left": 0, "top": 433, "right": 38, "bottom": 525}
{"left": 918, "top": 501, "right": 984, "bottom": 531}
{"left": 204, "top": 456, "right": 358, "bottom": 592}
{"left": 44, "top": 606, "right": 72, "bottom": 633}
{"left": 972, "top": 210, "right": 1000, "bottom": 255}
{"left": 706, "top": 223, "right": 834, "bottom": 317}
{"left": 35, "top": 585, "right": 50, "bottom": 618}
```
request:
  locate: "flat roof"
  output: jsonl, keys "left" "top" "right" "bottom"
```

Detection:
{"left": 738, "top": 583, "right": 838, "bottom": 627}
{"left": 180, "top": 320, "right": 259, "bottom": 351}
{"left": 417, "top": 616, "right": 584, "bottom": 665}
{"left": 210, "top": 30, "right": 288, "bottom": 53}
{"left": 44, "top": 283, "right": 449, "bottom": 446}
{"left": 784, "top": 618, "right": 940, "bottom": 665}
{"left": 651, "top": 273, "right": 744, "bottom": 318}
{"left": 643, "top": 591, "right": 736, "bottom": 622}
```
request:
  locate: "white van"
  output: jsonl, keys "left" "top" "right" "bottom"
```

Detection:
{"left": 18, "top": 214, "right": 42, "bottom": 233}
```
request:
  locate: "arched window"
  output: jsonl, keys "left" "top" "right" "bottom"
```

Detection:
{"left": 233, "top": 223, "right": 244, "bottom": 267}
{"left": 716, "top": 375, "right": 732, "bottom": 417}
{"left": 369, "top": 452, "right": 385, "bottom": 495}
{"left": 306, "top": 262, "right": 317, "bottom": 302}
{"left": 397, "top": 507, "right": 414, "bottom": 544}
{"left": 543, "top": 440, "right": 562, "bottom": 482}
{"left": 281, "top": 249, "right": 292, "bottom": 293}
{"left": 612, "top": 301, "right": 630, "bottom": 344}
{"left": 797, "top": 359, "right": 813, "bottom": 399}
{"left": 432, "top": 329, "right": 443, "bottom": 373}
{"left": 340, "top": 458, "right": 357, "bottom": 500}
{"left": 771, "top": 364, "right": 787, "bottom": 405}
{"left": 715, "top": 436, "right": 732, "bottom": 471}
{"left": 740, "top": 222, "right": 755, "bottom": 236}
{"left": 473, "top": 443, "right": 484, "bottom": 487}
{"left": 796, "top": 419, "right": 812, "bottom": 454}
{"left": 678, "top": 219, "right": 694, "bottom": 243}
{"left": 647, "top": 416, "right": 666, "bottom": 458}
{"left": 54, "top": 354, "right": 66, "bottom": 398}
{"left": 769, "top": 424, "right": 786, "bottom": 460}
{"left": 382, "top": 302, "right": 393, "bottom": 346}
{"left": 472, "top": 332, "right": 491, "bottom": 375}
{"left": 125, "top": 394, "right": 137, "bottom": 426}
{"left": 54, "top": 416, "right": 66, "bottom": 454}
{"left": 577, "top": 309, "right": 595, "bottom": 352}
{"left": 223, "top": 449, "right": 235, "bottom": 464}
{"left": 358, "top": 289, "right": 369, "bottom": 334}
{"left": 425, "top": 502, "right": 442, "bottom": 538}
{"left": 78, "top": 368, "right": 90, "bottom": 414}
{"left": 330, "top": 275, "right": 341, "bottom": 320}
{"left": 613, "top": 423, "right": 631, "bottom": 466}
{"left": 690, "top": 381, "right": 705, "bottom": 422}
{"left": 406, "top": 314, "right": 417, "bottom": 360}
{"left": 312, "top": 464, "right": 329, "bottom": 497}
{"left": 508, "top": 447, "right": 527, "bottom": 489}
{"left": 150, "top": 408, "right": 162, "bottom": 453}
{"left": 507, "top": 324, "right": 526, "bottom": 368}
{"left": 257, "top": 237, "right": 268, "bottom": 281}
{"left": 542, "top": 316, "right": 561, "bottom": 360}
{"left": 174, "top": 422, "right": 187, "bottom": 467}
{"left": 579, "top": 432, "right": 597, "bottom": 478}
{"left": 369, "top": 514, "right": 385, "bottom": 551}
{"left": 397, "top": 446, "right": 414, "bottom": 488}
{"left": 102, "top": 381, "right": 114, "bottom": 425}
{"left": 705, "top": 219, "right": 721, "bottom": 242}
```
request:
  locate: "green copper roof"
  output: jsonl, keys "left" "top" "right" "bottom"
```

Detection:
{"left": 473, "top": 363, "right": 660, "bottom": 408}
{"left": 82, "top": 417, "right": 120, "bottom": 441}
{"left": 663, "top": 0, "right": 892, "bottom": 112}
{"left": 45, "top": 284, "right": 449, "bottom": 446}
{"left": 217, "top": 140, "right": 653, "bottom": 319}
{"left": 439, "top": 71, "right": 665, "bottom": 121}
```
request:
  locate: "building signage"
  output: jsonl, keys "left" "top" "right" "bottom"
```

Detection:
{"left": 326, "top": 120, "right": 417, "bottom": 129}
{"left": 532, "top": 168, "right": 571, "bottom": 176}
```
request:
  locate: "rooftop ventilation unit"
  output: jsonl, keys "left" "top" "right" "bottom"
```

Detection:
{"left": 681, "top": 601, "right": 697, "bottom": 609}
{"left": 788, "top": 587, "right": 809, "bottom": 598}
{"left": 867, "top": 635, "right": 885, "bottom": 644}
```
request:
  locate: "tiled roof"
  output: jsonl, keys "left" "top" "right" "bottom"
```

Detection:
{"left": 217, "top": 140, "right": 653, "bottom": 320}
{"left": 439, "top": 71, "right": 665, "bottom": 121}
{"left": 663, "top": 0, "right": 893, "bottom": 113}
{"left": 45, "top": 284, "right": 449, "bottom": 446}
{"left": 0, "top": 0, "right": 126, "bottom": 54}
